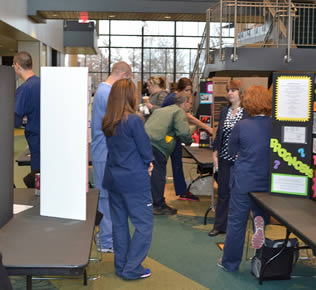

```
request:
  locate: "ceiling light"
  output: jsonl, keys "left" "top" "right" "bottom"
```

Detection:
{"left": 52, "top": 14, "right": 58, "bottom": 17}
{"left": 109, "top": 15, "right": 116, "bottom": 18}
{"left": 164, "top": 15, "right": 171, "bottom": 19}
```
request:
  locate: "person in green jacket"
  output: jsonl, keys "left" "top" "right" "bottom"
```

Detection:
{"left": 145, "top": 93, "right": 193, "bottom": 215}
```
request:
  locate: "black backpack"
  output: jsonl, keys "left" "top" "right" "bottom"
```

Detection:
{"left": 251, "top": 238, "right": 299, "bottom": 282}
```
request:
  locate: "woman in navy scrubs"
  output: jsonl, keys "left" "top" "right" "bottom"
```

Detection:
{"left": 102, "top": 79, "right": 154, "bottom": 280}
{"left": 218, "top": 85, "right": 272, "bottom": 272}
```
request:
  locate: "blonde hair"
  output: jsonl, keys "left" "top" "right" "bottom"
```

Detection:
{"left": 147, "top": 76, "right": 166, "bottom": 89}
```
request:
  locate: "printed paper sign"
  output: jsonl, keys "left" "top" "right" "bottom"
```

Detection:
{"left": 275, "top": 76, "right": 311, "bottom": 122}
{"left": 200, "top": 93, "right": 213, "bottom": 104}
{"left": 271, "top": 173, "right": 308, "bottom": 196}
{"left": 282, "top": 126, "right": 306, "bottom": 144}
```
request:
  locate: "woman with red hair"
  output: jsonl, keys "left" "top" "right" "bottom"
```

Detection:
{"left": 218, "top": 85, "right": 272, "bottom": 272}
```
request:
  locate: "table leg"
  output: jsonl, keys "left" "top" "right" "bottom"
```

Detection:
{"left": 204, "top": 206, "right": 213, "bottom": 225}
{"left": 26, "top": 275, "right": 32, "bottom": 290}
{"left": 83, "top": 269, "right": 87, "bottom": 285}
{"left": 187, "top": 173, "right": 212, "bottom": 192}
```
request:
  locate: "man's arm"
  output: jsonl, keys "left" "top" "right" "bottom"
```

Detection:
{"left": 186, "top": 113, "right": 213, "bottom": 135}
{"left": 14, "top": 87, "right": 27, "bottom": 128}
{"left": 173, "top": 110, "right": 193, "bottom": 145}
{"left": 15, "top": 113, "right": 23, "bottom": 128}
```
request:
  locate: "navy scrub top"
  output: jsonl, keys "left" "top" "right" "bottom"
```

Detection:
{"left": 103, "top": 114, "right": 153, "bottom": 194}
{"left": 15, "top": 75, "right": 40, "bottom": 171}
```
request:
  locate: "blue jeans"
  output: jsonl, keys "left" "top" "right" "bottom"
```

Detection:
{"left": 93, "top": 161, "right": 113, "bottom": 249}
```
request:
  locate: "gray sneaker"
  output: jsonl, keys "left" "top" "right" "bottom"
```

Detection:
{"left": 97, "top": 247, "right": 114, "bottom": 253}
{"left": 95, "top": 231, "right": 113, "bottom": 253}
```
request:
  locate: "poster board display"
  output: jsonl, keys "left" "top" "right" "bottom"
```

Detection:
{"left": 270, "top": 72, "right": 314, "bottom": 197}
{"left": 196, "top": 78, "right": 213, "bottom": 147}
{"left": 41, "top": 67, "right": 88, "bottom": 220}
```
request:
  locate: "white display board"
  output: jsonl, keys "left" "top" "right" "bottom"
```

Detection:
{"left": 40, "top": 67, "right": 88, "bottom": 220}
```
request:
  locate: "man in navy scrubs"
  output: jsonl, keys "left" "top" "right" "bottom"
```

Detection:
{"left": 13, "top": 51, "right": 40, "bottom": 188}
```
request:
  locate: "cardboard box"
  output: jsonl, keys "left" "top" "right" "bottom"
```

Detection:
{"left": 233, "top": 77, "right": 268, "bottom": 91}
{"left": 212, "top": 77, "right": 231, "bottom": 97}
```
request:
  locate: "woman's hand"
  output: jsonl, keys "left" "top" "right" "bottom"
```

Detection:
{"left": 145, "top": 102, "right": 153, "bottom": 110}
{"left": 213, "top": 151, "right": 218, "bottom": 171}
{"left": 148, "top": 162, "right": 154, "bottom": 176}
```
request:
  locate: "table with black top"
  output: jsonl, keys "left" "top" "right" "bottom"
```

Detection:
{"left": 16, "top": 144, "right": 92, "bottom": 166}
{"left": 250, "top": 192, "right": 316, "bottom": 283}
{"left": 0, "top": 188, "right": 98, "bottom": 290}
{"left": 182, "top": 145, "right": 214, "bottom": 224}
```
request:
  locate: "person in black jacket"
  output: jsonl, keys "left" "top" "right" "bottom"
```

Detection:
{"left": 208, "top": 80, "right": 249, "bottom": 237}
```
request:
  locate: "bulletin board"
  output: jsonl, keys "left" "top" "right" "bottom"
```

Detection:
{"left": 269, "top": 72, "right": 314, "bottom": 198}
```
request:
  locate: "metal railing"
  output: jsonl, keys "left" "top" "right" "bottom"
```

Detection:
{"left": 203, "top": 0, "right": 316, "bottom": 64}
{"left": 190, "top": 9, "right": 211, "bottom": 95}
{"left": 190, "top": 0, "right": 316, "bottom": 94}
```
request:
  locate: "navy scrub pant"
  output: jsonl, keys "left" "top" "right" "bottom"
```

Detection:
{"left": 151, "top": 146, "right": 168, "bottom": 208}
{"left": 213, "top": 158, "right": 234, "bottom": 232}
{"left": 222, "top": 189, "right": 266, "bottom": 272}
{"left": 170, "top": 141, "right": 187, "bottom": 196}
{"left": 109, "top": 188, "right": 153, "bottom": 280}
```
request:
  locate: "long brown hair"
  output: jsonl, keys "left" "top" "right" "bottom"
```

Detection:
{"left": 177, "top": 77, "right": 192, "bottom": 91}
{"left": 102, "top": 79, "right": 136, "bottom": 136}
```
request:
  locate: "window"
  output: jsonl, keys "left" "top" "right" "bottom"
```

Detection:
{"left": 67, "top": 19, "right": 229, "bottom": 92}
{"left": 144, "top": 21, "right": 174, "bottom": 35}
{"left": 111, "top": 20, "right": 143, "bottom": 35}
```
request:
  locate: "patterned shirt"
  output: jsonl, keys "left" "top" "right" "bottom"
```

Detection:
{"left": 219, "top": 107, "right": 244, "bottom": 162}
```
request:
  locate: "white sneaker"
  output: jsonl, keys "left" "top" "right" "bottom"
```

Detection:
{"left": 252, "top": 216, "right": 265, "bottom": 249}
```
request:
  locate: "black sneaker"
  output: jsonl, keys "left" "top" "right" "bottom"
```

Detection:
{"left": 153, "top": 205, "right": 177, "bottom": 215}
{"left": 179, "top": 192, "right": 200, "bottom": 201}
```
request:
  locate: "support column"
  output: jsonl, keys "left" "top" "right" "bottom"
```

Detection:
{"left": 68, "top": 54, "right": 78, "bottom": 67}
